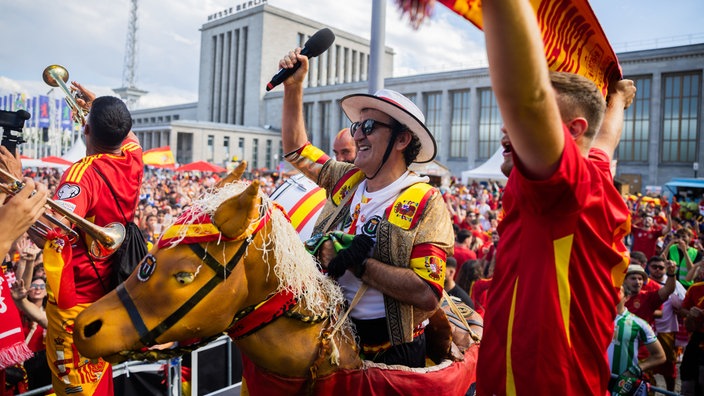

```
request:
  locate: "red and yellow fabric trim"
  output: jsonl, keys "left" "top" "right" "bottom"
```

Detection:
{"left": 331, "top": 169, "right": 365, "bottom": 206}
{"left": 385, "top": 183, "right": 434, "bottom": 231}
{"left": 227, "top": 289, "right": 298, "bottom": 340}
{"left": 409, "top": 243, "right": 446, "bottom": 297}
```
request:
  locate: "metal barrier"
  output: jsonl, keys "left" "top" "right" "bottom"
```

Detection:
{"left": 17, "top": 335, "right": 243, "bottom": 396}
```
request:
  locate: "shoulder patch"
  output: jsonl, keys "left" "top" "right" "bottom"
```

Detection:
{"left": 331, "top": 168, "right": 365, "bottom": 206}
{"left": 386, "top": 183, "right": 435, "bottom": 230}
{"left": 56, "top": 184, "right": 81, "bottom": 200}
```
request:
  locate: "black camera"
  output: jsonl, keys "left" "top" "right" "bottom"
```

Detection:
{"left": 0, "top": 109, "right": 30, "bottom": 153}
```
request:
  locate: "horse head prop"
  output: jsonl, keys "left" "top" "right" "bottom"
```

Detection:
{"left": 74, "top": 163, "right": 361, "bottom": 378}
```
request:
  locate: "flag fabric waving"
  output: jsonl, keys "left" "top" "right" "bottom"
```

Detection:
{"left": 397, "top": 0, "right": 621, "bottom": 96}
{"left": 142, "top": 146, "right": 176, "bottom": 169}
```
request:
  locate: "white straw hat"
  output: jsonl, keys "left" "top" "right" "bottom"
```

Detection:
{"left": 340, "top": 89, "right": 436, "bottom": 163}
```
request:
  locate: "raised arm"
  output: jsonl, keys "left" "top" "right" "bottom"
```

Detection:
{"left": 591, "top": 79, "right": 637, "bottom": 159}
{"left": 280, "top": 48, "right": 312, "bottom": 154}
{"left": 482, "top": 0, "right": 564, "bottom": 180}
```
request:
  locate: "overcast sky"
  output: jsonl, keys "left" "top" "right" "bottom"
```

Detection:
{"left": 1, "top": 0, "right": 702, "bottom": 109}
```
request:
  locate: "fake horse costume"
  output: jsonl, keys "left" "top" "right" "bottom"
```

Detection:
{"left": 73, "top": 164, "right": 480, "bottom": 395}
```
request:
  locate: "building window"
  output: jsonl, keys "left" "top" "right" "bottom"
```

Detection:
{"left": 207, "top": 135, "right": 214, "bottom": 162}
{"left": 237, "top": 137, "right": 245, "bottom": 162}
{"left": 337, "top": 99, "right": 349, "bottom": 131}
{"left": 478, "top": 88, "right": 502, "bottom": 159}
{"left": 424, "top": 92, "right": 442, "bottom": 157}
{"left": 450, "top": 90, "right": 471, "bottom": 158}
{"left": 266, "top": 139, "right": 272, "bottom": 170}
{"left": 252, "top": 138, "right": 259, "bottom": 169}
{"left": 176, "top": 132, "right": 193, "bottom": 165}
{"left": 303, "top": 102, "right": 314, "bottom": 143}
{"left": 661, "top": 71, "right": 700, "bottom": 163}
{"left": 224, "top": 136, "right": 231, "bottom": 162}
{"left": 320, "top": 101, "right": 331, "bottom": 153}
{"left": 618, "top": 76, "right": 651, "bottom": 162}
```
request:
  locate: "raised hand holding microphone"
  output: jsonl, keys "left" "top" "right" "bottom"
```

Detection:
{"left": 266, "top": 28, "right": 335, "bottom": 91}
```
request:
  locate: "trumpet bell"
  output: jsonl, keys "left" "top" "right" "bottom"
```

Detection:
{"left": 42, "top": 64, "right": 70, "bottom": 87}
{"left": 89, "top": 222, "right": 126, "bottom": 259}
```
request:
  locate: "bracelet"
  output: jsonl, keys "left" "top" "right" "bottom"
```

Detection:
{"left": 353, "top": 258, "right": 367, "bottom": 279}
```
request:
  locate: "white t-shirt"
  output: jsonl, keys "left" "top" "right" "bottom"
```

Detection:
{"left": 337, "top": 171, "right": 428, "bottom": 320}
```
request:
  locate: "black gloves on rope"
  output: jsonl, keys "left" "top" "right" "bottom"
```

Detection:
{"left": 327, "top": 234, "right": 375, "bottom": 279}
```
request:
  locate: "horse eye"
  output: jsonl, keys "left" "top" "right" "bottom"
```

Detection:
{"left": 175, "top": 272, "right": 195, "bottom": 284}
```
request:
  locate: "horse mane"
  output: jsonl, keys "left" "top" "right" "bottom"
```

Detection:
{"left": 161, "top": 181, "right": 346, "bottom": 318}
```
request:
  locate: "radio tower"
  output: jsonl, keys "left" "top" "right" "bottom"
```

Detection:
{"left": 114, "top": 0, "right": 147, "bottom": 109}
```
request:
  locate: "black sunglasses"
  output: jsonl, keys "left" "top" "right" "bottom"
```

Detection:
{"left": 649, "top": 265, "right": 665, "bottom": 270}
{"left": 350, "top": 119, "right": 396, "bottom": 138}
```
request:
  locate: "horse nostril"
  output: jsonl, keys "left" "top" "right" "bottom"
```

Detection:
{"left": 83, "top": 320, "right": 103, "bottom": 338}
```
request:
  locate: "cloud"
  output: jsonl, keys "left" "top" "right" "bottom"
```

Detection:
{"left": 1, "top": 0, "right": 702, "bottom": 109}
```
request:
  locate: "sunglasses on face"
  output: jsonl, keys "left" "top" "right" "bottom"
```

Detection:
{"left": 650, "top": 265, "right": 665, "bottom": 270}
{"left": 350, "top": 119, "right": 396, "bottom": 138}
{"left": 30, "top": 283, "right": 46, "bottom": 290}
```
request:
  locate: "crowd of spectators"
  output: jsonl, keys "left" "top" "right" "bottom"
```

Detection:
{"left": 6, "top": 163, "right": 704, "bottom": 393}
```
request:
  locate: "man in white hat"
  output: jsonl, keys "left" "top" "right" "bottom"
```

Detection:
{"left": 277, "top": 48, "right": 454, "bottom": 367}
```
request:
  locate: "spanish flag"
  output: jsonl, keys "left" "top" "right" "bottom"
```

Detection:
{"left": 401, "top": 0, "right": 622, "bottom": 96}
{"left": 43, "top": 232, "right": 76, "bottom": 309}
{"left": 143, "top": 146, "right": 176, "bottom": 169}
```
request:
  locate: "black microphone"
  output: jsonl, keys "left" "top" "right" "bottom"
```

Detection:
{"left": 266, "top": 28, "right": 336, "bottom": 91}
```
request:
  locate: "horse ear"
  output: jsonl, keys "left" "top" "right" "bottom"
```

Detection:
{"left": 216, "top": 161, "right": 248, "bottom": 188}
{"left": 213, "top": 180, "right": 261, "bottom": 238}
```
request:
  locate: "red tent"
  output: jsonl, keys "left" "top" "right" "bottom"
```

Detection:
{"left": 176, "top": 160, "right": 227, "bottom": 173}
{"left": 41, "top": 156, "right": 73, "bottom": 165}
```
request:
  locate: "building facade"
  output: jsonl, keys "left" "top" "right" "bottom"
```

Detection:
{"left": 133, "top": 2, "right": 704, "bottom": 190}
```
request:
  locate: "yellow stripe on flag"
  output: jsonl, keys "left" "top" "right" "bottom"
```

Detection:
{"left": 288, "top": 188, "right": 326, "bottom": 231}
{"left": 143, "top": 146, "right": 175, "bottom": 167}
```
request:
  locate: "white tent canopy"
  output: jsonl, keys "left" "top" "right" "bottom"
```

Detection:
{"left": 61, "top": 137, "right": 86, "bottom": 163}
{"left": 461, "top": 148, "right": 508, "bottom": 184}
{"left": 20, "top": 158, "right": 69, "bottom": 171}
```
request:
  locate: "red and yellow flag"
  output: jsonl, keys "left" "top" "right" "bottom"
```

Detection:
{"left": 43, "top": 232, "right": 76, "bottom": 309}
{"left": 421, "top": 0, "right": 622, "bottom": 96}
{"left": 143, "top": 146, "right": 176, "bottom": 169}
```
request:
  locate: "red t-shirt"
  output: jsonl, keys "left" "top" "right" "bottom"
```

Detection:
{"left": 477, "top": 128, "right": 630, "bottom": 395}
{"left": 625, "top": 289, "right": 663, "bottom": 325}
{"left": 630, "top": 225, "right": 662, "bottom": 259}
{"left": 452, "top": 244, "right": 477, "bottom": 278}
{"left": 682, "top": 282, "right": 704, "bottom": 332}
{"left": 469, "top": 278, "right": 492, "bottom": 318}
{"left": 53, "top": 136, "right": 143, "bottom": 303}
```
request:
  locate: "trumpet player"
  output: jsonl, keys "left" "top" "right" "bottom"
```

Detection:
{"left": 0, "top": 80, "right": 144, "bottom": 396}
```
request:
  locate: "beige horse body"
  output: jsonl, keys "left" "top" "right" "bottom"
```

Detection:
{"left": 74, "top": 166, "right": 478, "bottom": 394}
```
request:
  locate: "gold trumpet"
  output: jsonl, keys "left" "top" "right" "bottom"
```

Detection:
{"left": 42, "top": 65, "right": 88, "bottom": 125}
{"left": 0, "top": 168, "right": 125, "bottom": 259}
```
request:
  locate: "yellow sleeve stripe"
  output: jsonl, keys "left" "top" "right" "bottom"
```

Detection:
{"left": 553, "top": 234, "right": 574, "bottom": 347}
{"left": 65, "top": 156, "right": 98, "bottom": 183}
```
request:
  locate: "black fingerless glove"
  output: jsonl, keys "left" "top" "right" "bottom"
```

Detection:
{"left": 327, "top": 234, "right": 374, "bottom": 278}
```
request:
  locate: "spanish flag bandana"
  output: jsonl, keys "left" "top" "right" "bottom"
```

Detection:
{"left": 157, "top": 204, "right": 278, "bottom": 249}
{"left": 43, "top": 231, "right": 76, "bottom": 310}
